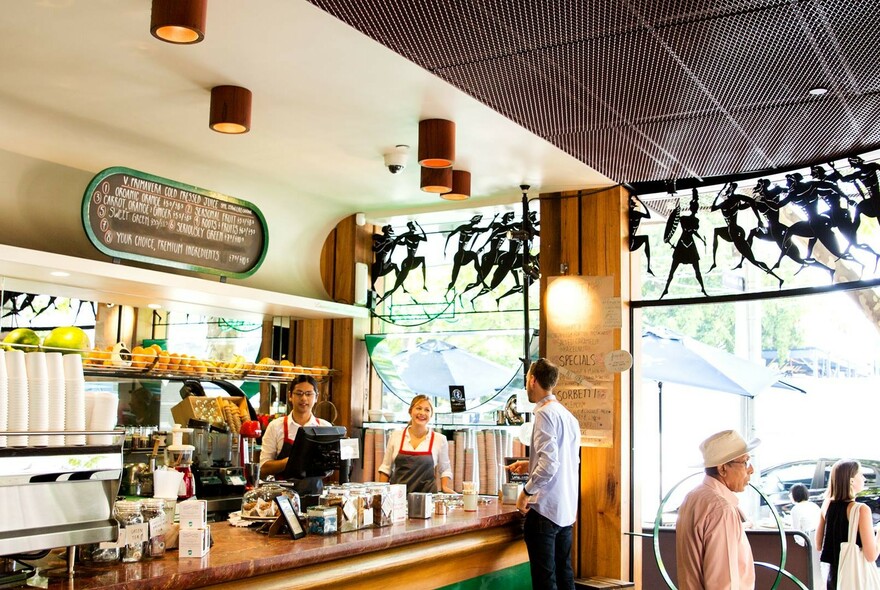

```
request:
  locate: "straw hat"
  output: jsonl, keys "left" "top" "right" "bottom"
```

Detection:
{"left": 698, "top": 430, "right": 760, "bottom": 468}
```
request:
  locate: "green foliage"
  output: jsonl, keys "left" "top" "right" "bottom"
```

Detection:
{"left": 761, "top": 299, "right": 805, "bottom": 363}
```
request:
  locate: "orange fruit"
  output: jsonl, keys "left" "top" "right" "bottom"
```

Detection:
{"left": 257, "top": 357, "right": 276, "bottom": 376}
{"left": 279, "top": 359, "right": 294, "bottom": 375}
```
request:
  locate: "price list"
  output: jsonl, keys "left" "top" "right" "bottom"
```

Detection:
{"left": 83, "top": 168, "right": 267, "bottom": 277}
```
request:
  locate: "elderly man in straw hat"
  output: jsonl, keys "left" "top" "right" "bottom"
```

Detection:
{"left": 676, "top": 429, "right": 760, "bottom": 590}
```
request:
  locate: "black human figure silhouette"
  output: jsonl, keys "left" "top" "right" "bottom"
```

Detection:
{"left": 460, "top": 211, "right": 517, "bottom": 303}
{"left": 809, "top": 164, "right": 880, "bottom": 268}
{"left": 491, "top": 212, "right": 541, "bottom": 305}
{"left": 842, "top": 156, "right": 880, "bottom": 232}
{"left": 445, "top": 214, "right": 492, "bottom": 294}
{"left": 777, "top": 173, "right": 861, "bottom": 270}
{"left": 377, "top": 221, "right": 427, "bottom": 304}
{"left": 660, "top": 189, "right": 709, "bottom": 299}
{"left": 747, "top": 179, "right": 834, "bottom": 278}
{"left": 629, "top": 194, "right": 654, "bottom": 275}
{"left": 707, "top": 183, "right": 784, "bottom": 286}
{"left": 469, "top": 212, "right": 534, "bottom": 306}
{"left": 371, "top": 225, "right": 398, "bottom": 292}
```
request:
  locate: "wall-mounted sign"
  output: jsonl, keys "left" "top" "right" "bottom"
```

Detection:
{"left": 82, "top": 167, "right": 268, "bottom": 278}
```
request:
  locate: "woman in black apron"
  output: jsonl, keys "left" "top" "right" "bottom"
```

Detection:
{"left": 377, "top": 395, "right": 454, "bottom": 494}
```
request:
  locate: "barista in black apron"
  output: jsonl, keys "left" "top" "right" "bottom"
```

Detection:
{"left": 390, "top": 426, "right": 437, "bottom": 493}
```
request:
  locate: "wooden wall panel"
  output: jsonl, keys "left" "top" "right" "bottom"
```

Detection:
{"left": 539, "top": 186, "right": 632, "bottom": 581}
{"left": 288, "top": 214, "right": 371, "bottom": 435}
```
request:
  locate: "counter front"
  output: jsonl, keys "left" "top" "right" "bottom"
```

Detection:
{"left": 24, "top": 501, "right": 527, "bottom": 590}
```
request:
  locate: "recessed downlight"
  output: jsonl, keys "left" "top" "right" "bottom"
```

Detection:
{"left": 808, "top": 87, "right": 828, "bottom": 96}
{"left": 50, "top": 271, "right": 70, "bottom": 277}
{"left": 147, "top": 303, "right": 163, "bottom": 310}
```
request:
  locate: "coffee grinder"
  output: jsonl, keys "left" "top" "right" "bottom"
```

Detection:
{"left": 188, "top": 419, "right": 224, "bottom": 497}
{"left": 165, "top": 424, "right": 195, "bottom": 500}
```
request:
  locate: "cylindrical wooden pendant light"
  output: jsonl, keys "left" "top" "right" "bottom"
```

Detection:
{"left": 420, "top": 166, "right": 453, "bottom": 193}
{"left": 441, "top": 170, "right": 471, "bottom": 200}
{"left": 418, "top": 119, "right": 455, "bottom": 168}
{"left": 151, "top": 0, "right": 207, "bottom": 44}
{"left": 210, "top": 86, "right": 252, "bottom": 134}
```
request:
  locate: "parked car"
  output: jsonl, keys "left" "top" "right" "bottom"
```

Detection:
{"left": 758, "top": 458, "right": 880, "bottom": 523}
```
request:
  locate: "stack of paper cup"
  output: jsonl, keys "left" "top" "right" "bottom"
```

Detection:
{"left": 6, "top": 350, "right": 29, "bottom": 447}
{"left": 25, "top": 352, "right": 49, "bottom": 447}
{"left": 45, "top": 352, "right": 66, "bottom": 447}
{"left": 63, "top": 353, "right": 86, "bottom": 445}
{"left": 85, "top": 390, "right": 118, "bottom": 445}
{"left": 0, "top": 351, "right": 8, "bottom": 448}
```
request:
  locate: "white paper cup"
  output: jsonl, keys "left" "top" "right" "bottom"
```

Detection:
{"left": 62, "top": 353, "right": 84, "bottom": 381}
{"left": 28, "top": 378, "right": 49, "bottom": 447}
{"left": 6, "top": 379, "right": 28, "bottom": 447}
{"left": 45, "top": 352, "right": 64, "bottom": 382}
{"left": 47, "top": 380, "right": 66, "bottom": 446}
{"left": 5, "top": 350, "right": 27, "bottom": 381}
{"left": 86, "top": 391, "right": 118, "bottom": 445}
{"left": 65, "top": 380, "right": 86, "bottom": 445}
{"left": 153, "top": 469, "right": 184, "bottom": 499}
{"left": 0, "top": 377, "right": 7, "bottom": 448}
{"left": 25, "top": 352, "right": 48, "bottom": 381}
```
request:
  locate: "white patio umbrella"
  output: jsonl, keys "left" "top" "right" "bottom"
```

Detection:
{"left": 641, "top": 327, "right": 804, "bottom": 502}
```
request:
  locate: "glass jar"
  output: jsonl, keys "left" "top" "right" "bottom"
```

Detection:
{"left": 114, "top": 500, "right": 147, "bottom": 562}
{"left": 78, "top": 543, "right": 120, "bottom": 563}
{"left": 140, "top": 498, "right": 167, "bottom": 558}
{"left": 240, "top": 484, "right": 299, "bottom": 519}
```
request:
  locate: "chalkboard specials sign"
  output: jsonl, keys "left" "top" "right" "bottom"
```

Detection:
{"left": 82, "top": 167, "right": 268, "bottom": 278}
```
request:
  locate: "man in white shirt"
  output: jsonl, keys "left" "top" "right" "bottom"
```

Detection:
{"left": 506, "top": 358, "right": 580, "bottom": 590}
{"left": 259, "top": 375, "right": 330, "bottom": 477}
{"left": 788, "top": 483, "right": 820, "bottom": 534}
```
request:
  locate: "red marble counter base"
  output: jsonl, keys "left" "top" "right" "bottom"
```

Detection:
{"left": 31, "top": 502, "right": 523, "bottom": 590}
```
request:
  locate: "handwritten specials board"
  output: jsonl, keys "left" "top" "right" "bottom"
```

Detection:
{"left": 82, "top": 167, "right": 268, "bottom": 278}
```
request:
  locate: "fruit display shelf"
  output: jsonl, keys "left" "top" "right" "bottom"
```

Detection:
{"left": 80, "top": 350, "right": 336, "bottom": 384}
{"left": 82, "top": 362, "right": 335, "bottom": 384}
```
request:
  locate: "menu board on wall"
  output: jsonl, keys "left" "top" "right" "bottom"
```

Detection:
{"left": 546, "top": 275, "right": 617, "bottom": 447}
{"left": 82, "top": 167, "right": 268, "bottom": 278}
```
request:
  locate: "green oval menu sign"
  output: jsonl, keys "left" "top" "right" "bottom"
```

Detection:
{"left": 82, "top": 167, "right": 268, "bottom": 278}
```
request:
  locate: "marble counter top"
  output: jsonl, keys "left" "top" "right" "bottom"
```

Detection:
{"left": 24, "top": 501, "right": 522, "bottom": 590}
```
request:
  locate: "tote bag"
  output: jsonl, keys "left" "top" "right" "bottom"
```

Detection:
{"left": 837, "top": 502, "right": 880, "bottom": 589}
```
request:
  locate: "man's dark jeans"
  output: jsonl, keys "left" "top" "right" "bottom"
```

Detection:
{"left": 524, "top": 509, "right": 574, "bottom": 590}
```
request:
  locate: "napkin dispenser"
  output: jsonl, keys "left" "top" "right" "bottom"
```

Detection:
{"left": 407, "top": 492, "right": 433, "bottom": 519}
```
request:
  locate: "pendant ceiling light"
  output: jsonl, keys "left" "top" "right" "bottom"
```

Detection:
{"left": 150, "top": 0, "right": 207, "bottom": 44}
{"left": 418, "top": 119, "right": 455, "bottom": 168}
{"left": 420, "top": 166, "right": 453, "bottom": 193}
{"left": 441, "top": 170, "right": 471, "bottom": 201}
{"left": 209, "top": 86, "right": 252, "bottom": 134}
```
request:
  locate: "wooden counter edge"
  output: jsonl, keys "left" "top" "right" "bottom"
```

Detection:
{"left": 208, "top": 523, "right": 528, "bottom": 590}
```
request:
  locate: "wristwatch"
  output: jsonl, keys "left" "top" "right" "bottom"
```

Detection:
{"left": 523, "top": 486, "right": 534, "bottom": 496}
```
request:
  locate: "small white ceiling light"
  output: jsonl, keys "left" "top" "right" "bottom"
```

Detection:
{"left": 50, "top": 271, "right": 70, "bottom": 277}
{"left": 147, "top": 303, "right": 163, "bottom": 310}
{"left": 808, "top": 87, "right": 829, "bottom": 96}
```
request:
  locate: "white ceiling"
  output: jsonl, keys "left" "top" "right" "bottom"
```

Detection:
{"left": 0, "top": 0, "right": 610, "bottom": 302}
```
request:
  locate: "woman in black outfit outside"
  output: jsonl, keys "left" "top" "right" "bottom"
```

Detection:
{"left": 816, "top": 459, "right": 880, "bottom": 589}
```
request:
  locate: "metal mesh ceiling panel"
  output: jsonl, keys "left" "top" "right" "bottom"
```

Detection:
{"left": 308, "top": 0, "right": 880, "bottom": 189}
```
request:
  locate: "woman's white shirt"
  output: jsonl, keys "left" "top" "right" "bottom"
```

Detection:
{"left": 377, "top": 428, "right": 453, "bottom": 480}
